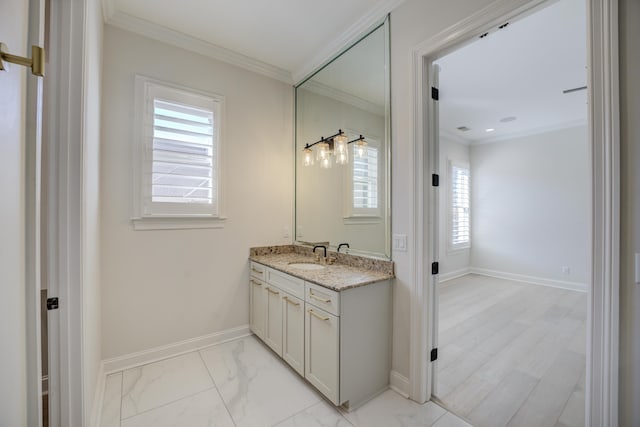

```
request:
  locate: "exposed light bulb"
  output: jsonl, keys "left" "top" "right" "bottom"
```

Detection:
{"left": 334, "top": 133, "right": 348, "bottom": 155}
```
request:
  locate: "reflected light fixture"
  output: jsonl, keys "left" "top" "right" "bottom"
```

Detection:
{"left": 302, "top": 130, "right": 367, "bottom": 168}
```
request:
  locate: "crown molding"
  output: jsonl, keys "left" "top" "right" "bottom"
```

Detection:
{"left": 291, "top": 0, "right": 405, "bottom": 84}
{"left": 302, "top": 80, "right": 385, "bottom": 116}
{"left": 102, "top": 7, "right": 293, "bottom": 84}
{"left": 470, "top": 118, "right": 588, "bottom": 145}
{"left": 440, "top": 128, "right": 472, "bottom": 145}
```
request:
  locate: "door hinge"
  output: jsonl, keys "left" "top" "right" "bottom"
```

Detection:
{"left": 431, "top": 262, "right": 439, "bottom": 275}
{"left": 46, "top": 297, "right": 59, "bottom": 310}
{"left": 432, "top": 173, "right": 439, "bottom": 187}
{"left": 430, "top": 348, "right": 438, "bottom": 362}
{"left": 431, "top": 87, "right": 439, "bottom": 101}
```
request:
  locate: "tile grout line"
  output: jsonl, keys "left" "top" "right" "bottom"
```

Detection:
{"left": 120, "top": 385, "right": 218, "bottom": 422}
{"left": 118, "top": 371, "right": 124, "bottom": 427}
{"left": 197, "top": 349, "right": 238, "bottom": 427}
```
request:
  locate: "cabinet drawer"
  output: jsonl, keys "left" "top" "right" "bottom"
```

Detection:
{"left": 305, "top": 282, "right": 340, "bottom": 316}
{"left": 250, "top": 262, "right": 266, "bottom": 279}
{"left": 267, "top": 268, "right": 305, "bottom": 299}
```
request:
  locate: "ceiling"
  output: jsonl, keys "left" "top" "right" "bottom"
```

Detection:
{"left": 103, "top": 0, "right": 401, "bottom": 83}
{"left": 436, "top": 0, "right": 587, "bottom": 144}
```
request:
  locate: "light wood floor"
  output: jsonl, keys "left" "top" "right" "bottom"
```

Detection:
{"left": 435, "top": 274, "right": 586, "bottom": 427}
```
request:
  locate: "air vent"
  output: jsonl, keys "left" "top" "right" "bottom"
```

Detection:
{"left": 500, "top": 116, "right": 517, "bottom": 123}
{"left": 457, "top": 126, "right": 471, "bottom": 132}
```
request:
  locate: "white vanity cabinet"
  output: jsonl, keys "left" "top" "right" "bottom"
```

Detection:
{"left": 249, "top": 261, "right": 392, "bottom": 410}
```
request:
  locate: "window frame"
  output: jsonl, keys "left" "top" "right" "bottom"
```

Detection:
{"left": 132, "top": 75, "right": 226, "bottom": 230}
{"left": 447, "top": 159, "right": 471, "bottom": 252}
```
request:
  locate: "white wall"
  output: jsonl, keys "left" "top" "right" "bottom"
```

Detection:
{"left": 0, "top": 0, "right": 28, "bottom": 424}
{"left": 83, "top": 0, "right": 103, "bottom": 423}
{"left": 296, "top": 88, "right": 386, "bottom": 254}
{"left": 439, "top": 136, "right": 471, "bottom": 278}
{"left": 100, "top": 26, "right": 293, "bottom": 359}
{"left": 389, "top": 0, "right": 496, "bottom": 381}
{"left": 618, "top": 0, "right": 640, "bottom": 424}
{"left": 470, "top": 126, "right": 589, "bottom": 288}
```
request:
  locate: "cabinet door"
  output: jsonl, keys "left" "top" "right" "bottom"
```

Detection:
{"left": 282, "top": 293, "right": 304, "bottom": 376}
{"left": 250, "top": 279, "right": 266, "bottom": 340}
{"left": 305, "top": 306, "right": 340, "bottom": 405}
{"left": 265, "top": 286, "right": 283, "bottom": 356}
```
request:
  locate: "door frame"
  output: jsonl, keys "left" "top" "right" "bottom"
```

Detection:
{"left": 408, "top": 0, "right": 620, "bottom": 426}
{"left": 45, "top": 0, "right": 89, "bottom": 425}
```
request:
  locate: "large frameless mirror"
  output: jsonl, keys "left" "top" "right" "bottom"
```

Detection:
{"left": 295, "top": 16, "right": 390, "bottom": 259}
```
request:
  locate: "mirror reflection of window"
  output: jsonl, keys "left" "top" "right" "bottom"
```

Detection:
{"left": 353, "top": 145, "right": 379, "bottom": 213}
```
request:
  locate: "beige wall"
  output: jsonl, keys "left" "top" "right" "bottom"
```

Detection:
{"left": 83, "top": 0, "right": 103, "bottom": 423}
{"left": 618, "top": 0, "right": 640, "bottom": 424}
{"left": 100, "top": 26, "right": 294, "bottom": 359}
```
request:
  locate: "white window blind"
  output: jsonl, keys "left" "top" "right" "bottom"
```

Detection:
{"left": 450, "top": 163, "right": 470, "bottom": 247}
{"left": 134, "top": 76, "right": 224, "bottom": 227}
{"left": 152, "top": 99, "right": 216, "bottom": 207}
{"left": 353, "top": 146, "right": 379, "bottom": 211}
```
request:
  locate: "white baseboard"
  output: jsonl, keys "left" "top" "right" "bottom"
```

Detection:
{"left": 389, "top": 370, "right": 410, "bottom": 398}
{"left": 439, "top": 268, "right": 471, "bottom": 283}
{"left": 90, "top": 361, "right": 106, "bottom": 427}
{"left": 103, "top": 325, "right": 251, "bottom": 374}
{"left": 470, "top": 268, "right": 588, "bottom": 292}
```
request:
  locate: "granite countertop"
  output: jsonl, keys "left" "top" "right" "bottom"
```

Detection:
{"left": 249, "top": 246, "right": 394, "bottom": 292}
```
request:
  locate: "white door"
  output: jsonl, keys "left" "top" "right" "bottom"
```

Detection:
{"left": 282, "top": 293, "right": 304, "bottom": 375}
{"left": 0, "top": 0, "right": 44, "bottom": 425}
{"left": 305, "top": 306, "right": 340, "bottom": 405}
{"left": 265, "top": 286, "right": 283, "bottom": 356}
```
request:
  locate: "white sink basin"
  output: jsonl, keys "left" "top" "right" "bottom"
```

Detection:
{"left": 288, "top": 262, "right": 326, "bottom": 271}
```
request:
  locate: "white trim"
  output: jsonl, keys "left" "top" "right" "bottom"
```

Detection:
{"left": 292, "top": 0, "right": 404, "bottom": 84}
{"left": 102, "top": 325, "right": 251, "bottom": 374}
{"left": 469, "top": 268, "right": 588, "bottom": 292}
{"left": 132, "top": 216, "right": 227, "bottom": 230}
{"left": 471, "top": 119, "right": 589, "bottom": 145}
{"left": 343, "top": 216, "right": 382, "bottom": 225}
{"left": 89, "top": 362, "right": 106, "bottom": 427}
{"left": 104, "top": 11, "right": 292, "bottom": 84}
{"left": 409, "top": 0, "right": 620, "bottom": 420}
{"left": 439, "top": 129, "right": 471, "bottom": 146}
{"left": 389, "top": 370, "right": 410, "bottom": 398}
{"left": 438, "top": 268, "right": 471, "bottom": 283}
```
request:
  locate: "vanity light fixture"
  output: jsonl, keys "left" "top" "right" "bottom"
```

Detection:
{"left": 303, "top": 129, "right": 367, "bottom": 168}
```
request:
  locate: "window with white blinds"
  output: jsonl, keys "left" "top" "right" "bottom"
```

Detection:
{"left": 152, "top": 100, "right": 215, "bottom": 205}
{"left": 134, "top": 76, "right": 224, "bottom": 225}
{"left": 449, "top": 161, "right": 470, "bottom": 248}
{"left": 352, "top": 146, "right": 379, "bottom": 213}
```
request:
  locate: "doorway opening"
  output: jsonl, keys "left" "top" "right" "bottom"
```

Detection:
{"left": 430, "top": 1, "right": 589, "bottom": 424}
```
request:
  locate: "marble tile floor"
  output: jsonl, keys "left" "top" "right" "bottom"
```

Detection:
{"left": 100, "top": 335, "right": 472, "bottom": 427}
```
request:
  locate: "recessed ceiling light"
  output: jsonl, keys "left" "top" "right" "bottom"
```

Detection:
{"left": 500, "top": 116, "right": 517, "bottom": 123}
{"left": 485, "top": 128, "right": 495, "bottom": 132}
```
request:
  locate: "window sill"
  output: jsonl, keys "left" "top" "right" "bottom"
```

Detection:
{"left": 132, "top": 216, "right": 227, "bottom": 231}
{"left": 343, "top": 215, "right": 382, "bottom": 225}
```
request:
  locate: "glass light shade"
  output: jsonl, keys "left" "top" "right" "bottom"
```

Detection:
{"left": 303, "top": 147, "right": 314, "bottom": 166}
{"left": 356, "top": 138, "right": 368, "bottom": 159}
{"left": 316, "top": 141, "right": 330, "bottom": 161}
{"left": 334, "top": 133, "right": 348, "bottom": 155}
{"left": 320, "top": 155, "right": 332, "bottom": 169}
{"left": 335, "top": 146, "right": 349, "bottom": 165}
